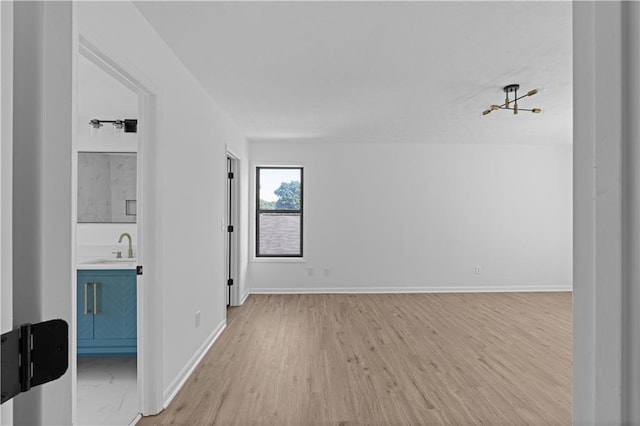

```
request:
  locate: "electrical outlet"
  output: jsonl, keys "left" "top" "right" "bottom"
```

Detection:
{"left": 323, "top": 268, "right": 330, "bottom": 277}
{"left": 307, "top": 267, "right": 314, "bottom": 277}
{"left": 195, "top": 310, "right": 201, "bottom": 328}
{"left": 475, "top": 265, "right": 481, "bottom": 275}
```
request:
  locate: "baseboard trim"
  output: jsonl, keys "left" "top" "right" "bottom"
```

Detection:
{"left": 239, "top": 289, "right": 250, "bottom": 305}
{"left": 249, "top": 285, "right": 572, "bottom": 294}
{"left": 163, "top": 320, "right": 226, "bottom": 408}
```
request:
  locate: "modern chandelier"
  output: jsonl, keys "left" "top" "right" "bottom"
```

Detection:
{"left": 482, "top": 84, "right": 542, "bottom": 116}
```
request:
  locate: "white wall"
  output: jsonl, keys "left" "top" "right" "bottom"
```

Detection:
{"left": 249, "top": 141, "right": 572, "bottom": 293}
{"left": 77, "top": 1, "right": 249, "bottom": 409}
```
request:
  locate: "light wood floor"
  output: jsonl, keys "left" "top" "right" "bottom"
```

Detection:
{"left": 140, "top": 293, "right": 572, "bottom": 425}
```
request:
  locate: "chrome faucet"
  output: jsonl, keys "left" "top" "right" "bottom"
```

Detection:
{"left": 118, "top": 233, "right": 134, "bottom": 258}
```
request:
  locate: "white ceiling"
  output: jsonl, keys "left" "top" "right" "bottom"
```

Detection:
{"left": 134, "top": 1, "right": 572, "bottom": 145}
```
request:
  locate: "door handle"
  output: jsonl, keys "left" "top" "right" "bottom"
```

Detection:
{"left": 93, "top": 282, "right": 99, "bottom": 315}
{"left": 84, "top": 283, "right": 89, "bottom": 315}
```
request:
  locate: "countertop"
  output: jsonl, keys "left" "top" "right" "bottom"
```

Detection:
{"left": 77, "top": 258, "right": 138, "bottom": 270}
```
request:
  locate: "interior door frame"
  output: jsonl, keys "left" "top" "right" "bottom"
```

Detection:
{"left": 0, "top": 1, "right": 14, "bottom": 422}
{"left": 72, "top": 35, "right": 163, "bottom": 420}
{"left": 226, "top": 150, "right": 241, "bottom": 307}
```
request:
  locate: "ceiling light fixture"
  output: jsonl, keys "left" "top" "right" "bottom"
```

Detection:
{"left": 89, "top": 119, "right": 138, "bottom": 133}
{"left": 482, "top": 84, "right": 542, "bottom": 116}
{"left": 89, "top": 119, "right": 103, "bottom": 129}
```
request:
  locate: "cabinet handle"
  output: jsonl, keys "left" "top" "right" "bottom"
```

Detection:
{"left": 84, "top": 283, "right": 89, "bottom": 315}
{"left": 93, "top": 282, "right": 99, "bottom": 315}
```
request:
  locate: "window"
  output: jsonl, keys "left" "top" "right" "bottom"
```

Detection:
{"left": 256, "top": 167, "right": 303, "bottom": 257}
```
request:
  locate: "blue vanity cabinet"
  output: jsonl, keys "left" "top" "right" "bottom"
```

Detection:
{"left": 77, "top": 269, "right": 137, "bottom": 356}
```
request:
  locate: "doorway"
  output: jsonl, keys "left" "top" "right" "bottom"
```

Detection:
{"left": 74, "top": 47, "right": 140, "bottom": 426}
{"left": 72, "top": 35, "right": 163, "bottom": 424}
{"left": 226, "top": 154, "right": 240, "bottom": 307}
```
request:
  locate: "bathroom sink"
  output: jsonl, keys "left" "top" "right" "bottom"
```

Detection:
{"left": 82, "top": 258, "right": 137, "bottom": 265}
{"left": 78, "top": 258, "right": 137, "bottom": 270}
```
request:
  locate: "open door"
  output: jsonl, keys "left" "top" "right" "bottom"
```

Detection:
{"left": 226, "top": 157, "right": 233, "bottom": 306}
{"left": 226, "top": 155, "right": 239, "bottom": 307}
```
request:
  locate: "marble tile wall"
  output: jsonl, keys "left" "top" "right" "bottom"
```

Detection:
{"left": 110, "top": 154, "right": 137, "bottom": 223}
{"left": 78, "top": 152, "right": 112, "bottom": 222}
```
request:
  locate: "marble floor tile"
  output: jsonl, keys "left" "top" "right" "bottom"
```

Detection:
{"left": 77, "top": 357, "right": 138, "bottom": 426}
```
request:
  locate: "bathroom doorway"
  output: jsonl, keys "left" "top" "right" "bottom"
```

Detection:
{"left": 226, "top": 153, "right": 240, "bottom": 307}
{"left": 74, "top": 46, "right": 140, "bottom": 426}
{"left": 72, "top": 35, "right": 163, "bottom": 424}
